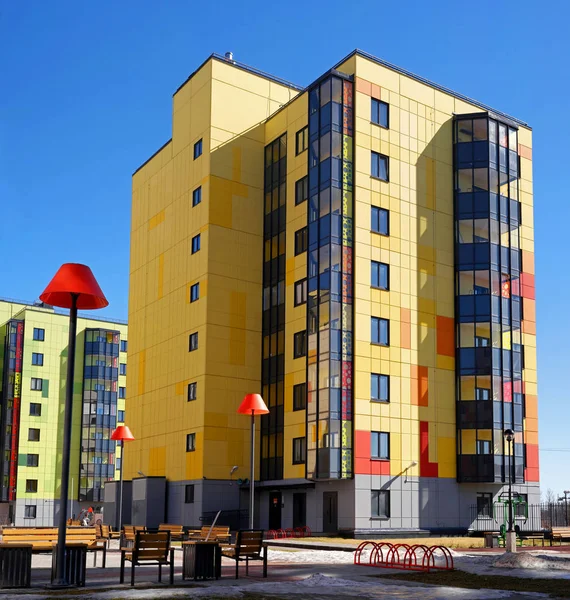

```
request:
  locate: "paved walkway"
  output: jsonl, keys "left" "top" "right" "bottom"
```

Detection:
{"left": 0, "top": 542, "right": 564, "bottom": 600}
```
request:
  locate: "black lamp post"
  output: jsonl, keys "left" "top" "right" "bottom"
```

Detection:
{"left": 558, "top": 490, "right": 570, "bottom": 526}
{"left": 504, "top": 428, "right": 515, "bottom": 534}
{"left": 40, "top": 264, "right": 108, "bottom": 587}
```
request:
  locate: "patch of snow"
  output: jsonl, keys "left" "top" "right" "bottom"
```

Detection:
{"left": 494, "top": 552, "right": 570, "bottom": 571}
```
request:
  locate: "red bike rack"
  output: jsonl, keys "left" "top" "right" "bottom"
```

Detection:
{"left": 354, "top": 541, "right": 454, "bottom": 572}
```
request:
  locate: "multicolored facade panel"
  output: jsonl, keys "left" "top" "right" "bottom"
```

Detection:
{"left": 306, "top": 73, "right": 354, "bottom": 480}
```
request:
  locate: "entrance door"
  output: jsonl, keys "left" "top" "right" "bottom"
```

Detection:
{"left": 293, "top": 493, "right": 306, "bottom": 528}
{"left": 323, "top": 491, "right": 338, "bottom": 533}
{"left": 268, "top": 492, "right": 282, "bottom": 530}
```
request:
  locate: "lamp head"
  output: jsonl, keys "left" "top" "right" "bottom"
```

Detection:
{"left": 40, "top": 263, "right": 108, "bottom": 310}
{"left": 503, "top": 428, "right": 515, "bottom": 443}
{"left": 410, "top": 461, "right": 418, "bottom": 467}
{"left": 230, "top": 466, "right": 239, "bottom": 475}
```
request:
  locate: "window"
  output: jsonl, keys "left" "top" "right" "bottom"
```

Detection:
{"left": 371, "top": 207, "right": 389, "bottom": 235}
{"left": 120, "top": 340, "right": 128, "bottom": 352}
{"left": 119, "top": 387, "right": 126, "bottom": 399}
{"left": 371, "top": 152, "right": 389, "bottom": 181}
{"left": 186, "top": 433, "right": 196, "bottom": 452}
{"left": 190, "top": 283, "right": 200, "bottom": 303}
{"left": 477, "top": 440, "right": 492, "bottom": 454}
{"left": 116, "top": 458, "right": 121, "bottom": 470}
{"left": 516, "top": 493, "right": 528, "bottom": 518}
{"left": 29, "top": 403, "right": 42, "bottom": 417}
{"left": 476, "top": 388, "right": 490, "bottom": 401}
{"left": 32, "top": 353, "right": 44, "bottom": 366}
{"left": 371, "top": 432, "right": 390, "bottom": 460}
{"left": 371, "top": 374, "right": 389, "bottom": 402}
{"left": 33, "top": 328, "right": 45, "bottom": 341}
{"left": 192, "top": 186, "right": 202, "bottom": 207}
{"left": 294, "top": 279, "right": 307, "bottom": 306}
{"left": 475, "top": 336, "right": 490, "bottom": 347}
{"left": 193, "top": 139, "right": 202, "bottom": 159}
{"left": 371, "top": 490, "right": 390, "bottom": 519}
{"left": 189, "top": 333, "right": 199, "bottom": 352}
{"left": 188, "top": 382, "right": 197, "bottom": 401}
{"left": 24, "top": 505, "right": 36, "bottom": 519}
{"left": 185, "top": 484, "right": 195, "bottom": 504}
{"left": 296, "top": 126, "right": 308, "bottom": 155}
{"left": 25, "top": 479, "right": 38, "bottom": 493}
{"left": 119, "top": 363, "right": 127, "bottom": 376}
{"left": 30, "top": 378, "right": 43, "bottom": 391}
{"left": 293, "top": 383, "right": 307, "bottom": 411}
{"left": 371, "top": 261, "right": 389, "bottom": 290}
{"left": 292, "top": 437, "right": 306, "bottom": 464}
{"left": 118, "top": 410, "right": 125, "bottom": 422}
{"left": 477, "top": 493, "right": 492, "bottom": 517}
{"left": 295, "top": 176, "right": 308, "bottom": 205}
{"left": 295, "top": 227, "right": 308, "bottom": 255}
{"left": 371, "top": 317, "right": 389, "bottom": 346}
{"left": 191, "top": 234, "right": 201, "bottom": 254}
{"left": 27, "top": 454, "right": 39, "bottom": 467}
{"left": 28, "top": 429, "right": 40, "bottom": 442}
{"left": 371, "top": 99, "right": 389, "bottom": 128}
{"left": 293, "top": 331, "right": 307, "bottom": 358}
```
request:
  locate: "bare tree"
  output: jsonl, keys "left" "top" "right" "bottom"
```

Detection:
{"left": 542, "top": 488, "right": 557, "bottom": 503}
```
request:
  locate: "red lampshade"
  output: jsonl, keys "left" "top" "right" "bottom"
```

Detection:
{"left": 40, "top": 263, "right": 108, "bottom": 310}
{"left": 111, "top": 425, "right": 135, "bottom": 442}
{"left": 237, "top": 393, "right": 269, "bottom": 415}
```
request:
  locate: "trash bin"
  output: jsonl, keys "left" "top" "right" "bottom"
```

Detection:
{"left": 0, "top": 544, "right": 32, "bottom": 588}
{"left": 51, "top": 544, "right": 87, "bottom": 587}
{"left": 484, "top": 533, "right": 498, "bottom": 548}
{"left": 182, "top": 541, "right": 221, "bottom": 580}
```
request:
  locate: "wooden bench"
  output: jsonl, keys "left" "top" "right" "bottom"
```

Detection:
{"left": 188, "top": 526, "right": 231, "bottom": 543}
{"left": 95, "top": 524, "right": 111, "bottom": 547}
{"left": 158, "top": 524, "right": 185, "bottom": 541}
{"left": 121, "top": 525, "right": 147, "bottom": 547}
{"left": 221, "top": 530, "right": 267, "bottom": 579}
{"left": 551, "top": 527, "right": 570, "bottom": 546}
{"left": 120, "top": 531, "right": 174, "bottom": 586}
{"left": 1, "top": 527, "right": 106, "bottom": 567}
{"left": 520, "top": 533, "right": 545, "bottom": 546}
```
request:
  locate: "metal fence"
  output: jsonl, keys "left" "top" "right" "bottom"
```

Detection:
{"left": 470, "top": 503, "right": 570, "bottom": 532}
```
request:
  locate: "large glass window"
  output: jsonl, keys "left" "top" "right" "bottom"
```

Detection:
{"left": 371, "top": 490, "right": 390, "bottom": 518}
{"left": 292, "top": 437, "right": 306, "bottom": 464}
{"left": 296, "top": 127, "right": 308, "bottom": 155}
{"left": 371, "top": 152, "right": 389, "bottom": 181}
{"left": 293, "top": 383, "right": 306, "bottom": 411}
{"left": 294, "top": 279, "right": 307, "bottom": 306}
{"left": 477, "top": 492, "right": 492, "bottom": 516}
{"left": 371, "top": 207, "right": 389, "bottom": 235}
{"left": 371, "top": 317, "right": 389, "bottom": 346}
{"left": 371, "top": 261, "right": 389, "bottom": 290}
{"left": 295, "top": 227, "right": 308, "bottom": 255}
{"left": 293, "top": 331, "right": 307, "bottom": 358}
{"left": 30, "top": 378, "right": 43, "bottom": 391}
{"left": 295, "top": 176, "right": 308, "bottom": 205}
{"left": 33, "top": 328, "right": 45, "bottom": 341}
{"left": 371, "top": 431, "right": 389, "bottom": 459}
{"left": 371, "top": 99, "right": 389, "bottom": 128}
{"left": 32, "top": 353, "right": 43, "bottom": 366}
{"left": 371, "top": 373, "right": 389, "bottom": 402}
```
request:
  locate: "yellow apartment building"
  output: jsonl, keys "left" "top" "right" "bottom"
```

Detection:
{"left": 126, "top": 50, "right": 537, "bottom": 534}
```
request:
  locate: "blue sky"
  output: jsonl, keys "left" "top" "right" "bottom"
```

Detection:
{"left": 1, "top": 0, "right": 568, "bottom": 496}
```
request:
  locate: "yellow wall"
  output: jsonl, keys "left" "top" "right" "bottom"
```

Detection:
{"left": 127, "top": 57, "right": 299, "bottom": 482}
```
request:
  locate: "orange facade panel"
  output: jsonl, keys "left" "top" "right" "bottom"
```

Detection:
{"left": 436, "top": 315, "right": 455, "bottom": 357}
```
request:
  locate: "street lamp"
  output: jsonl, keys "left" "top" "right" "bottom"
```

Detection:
{"left": 503, "top": 428, "right": 515, "bottom": 552}
{"left": 111, "top": 425, "right": 135, "bottom": 533}
{"left": 558, "top": 490, "right": 570, "bottom": 526}
{"left": 40, "top": 263, "right": 108, "bottom": 587}
{"left": 237, "top": 394, "right": 269, "bottom": 529}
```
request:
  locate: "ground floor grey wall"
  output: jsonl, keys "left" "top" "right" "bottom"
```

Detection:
{"left": 167, "top": 479, "right": 242, "bottom": 527}
{"left": 13, "top": 499, "right": 58, "bottom": 526}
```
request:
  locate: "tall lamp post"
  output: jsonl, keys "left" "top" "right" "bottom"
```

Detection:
{"left": 503, "top": 428, "right": 516, "bottom": 552}
{"left": 110, "top": 425, "right": 135, "bottom": 533}
{"left": 40, "top": 263, "right": 108, "bottom": 587}
{"left": 237, "top": 394, "right": 269, "bottom": 529}
{"left": 558, "top": 490, "right": 570, "bottom": 526}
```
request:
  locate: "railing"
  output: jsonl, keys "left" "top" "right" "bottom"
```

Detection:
{"left": 470, "top": 502, "right": 570, "bottom": 532}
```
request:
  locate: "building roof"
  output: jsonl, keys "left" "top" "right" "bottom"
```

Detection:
{"left": 0, "top": 297, "right": 127, "bottom": 326}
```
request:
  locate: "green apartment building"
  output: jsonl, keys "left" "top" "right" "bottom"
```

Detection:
{"left": 0, "top": 298, "right": 128, "bottom": 526}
